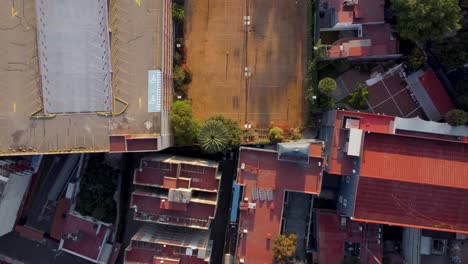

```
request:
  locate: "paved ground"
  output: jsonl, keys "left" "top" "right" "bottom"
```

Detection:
{"left": 0, "top": 232, "right": 90, "bottom": 264}
{"left": 185, "top": 0, "right": 307, "bottom": 128}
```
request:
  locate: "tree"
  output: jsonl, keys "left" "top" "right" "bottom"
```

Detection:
{"left": 347, "top": 83, "right": 369, "bottom": 110}
{"left": 392, "top": 0, "right": 461, "bottom": 43}
{"left": 318, "top": 77, "right": 337, "bottom": 96}
{"left": 207, "top": 115, "right": 241, "bottom": 150}
{"left": 170, "top": 100, "right": 199, "bottom": 145}
{"left": 444, "top": 109, "right": 468, "bottom": 126}
{"left": 198, "top": 120, "right": 229, "bottom": 154}
{"left": 269, "top": 127, "right": 285, "bottom": 143}
{"left": 408, "top": 47, "right": 427, "bottom": 70}
{"left": 272, "top": 234, "right": 297, "bottom": 262}
{"left": 172, "top": 3, "right": 184, "bottom": 24}
{"left": 173, "top": 65, "right": 186, "bottom": 91}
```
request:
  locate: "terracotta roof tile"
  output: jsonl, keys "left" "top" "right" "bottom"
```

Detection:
{"left": 419, "top": 69, "right": 455, "bottom": 115}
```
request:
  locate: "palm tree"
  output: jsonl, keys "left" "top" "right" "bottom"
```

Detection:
{"left": 348, "top": 83, "right": 369, "bottom": 110}
{"left": 198, "top": 120, "right": 229, "bottom": 154}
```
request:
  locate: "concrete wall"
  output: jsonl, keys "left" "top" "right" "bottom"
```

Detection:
{"left": 0, "top": 172, "right": 32, "bottom": 237}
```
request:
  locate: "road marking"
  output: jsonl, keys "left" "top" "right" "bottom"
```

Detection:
{"left": 11, "top": 5, "right": 18, "bottom": 18}
{"left": 13, "top": 103, "right": 16, "bottom": 113}
{"left": 139, "top": 97, "right": 142, "bottom": 109}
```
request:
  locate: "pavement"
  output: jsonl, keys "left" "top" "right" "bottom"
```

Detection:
{"left": 0, "top": 232, "right": 90, "bottom": 264}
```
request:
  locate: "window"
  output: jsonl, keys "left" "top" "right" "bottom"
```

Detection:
{"left": 432, "top": 239, "right": 447, "bottom": 255}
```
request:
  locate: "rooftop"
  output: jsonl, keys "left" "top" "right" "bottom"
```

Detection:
{"left": 36, "top": 0, "right": 112, "bottom": 113}
{"left": 235, "top": 145, "right": 324, "bottom": 263}
{"left": 0, "top": 0, "right": 171, "bottom": 155}
{"left": 407, "top": 69, "right": 455, "bottom": 120}
{"left": 131, "top": 192, "right": 216, "bottom": 229}
{"left": 319, "top": 0, "right": 385, "bottom": 28}
{"left": 60, "top": 213, "right": 111, "bottom": 262}
{"left": 316, "top": 210, "right": 382, "bottom": 264}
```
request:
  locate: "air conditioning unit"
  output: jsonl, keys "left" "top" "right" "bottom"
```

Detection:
{"left": 243, "top": 229, "right": 248, "bottom": 234}
{"left": 241, "top": 163, "right": 245, "bottom": 170}
{"left": 239, "top": 259, "right": 245, "bottom": 264}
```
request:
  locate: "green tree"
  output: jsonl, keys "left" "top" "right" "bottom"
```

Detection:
{"left": 173, "top": 65, "right": 186, "bottom": 91}
{"left": 392, "top": 0, "right": 461, "bottom": 43}
{"left": 347, "top": 83, "right": 369, "bottom": 110}
{"left": 318, "top": 77, "right": 337, "bottom": 96}
{"left": 198, "top": 120, "right": 229, "bottom": 154}
{"left": 408, "top": 47, "right": 427, "bottom": 70}
{"left": 207, "top": 115, "right": 241, "bottom": 150}
{"left": 269, "top": 127, "right": 285, "bottom": 143}
{"left": 444, "top": 109, "right": 468, "bottom": 126}
{"left": 170, "top": 100, "right": 199, "bottom": 145}
{"left": 272, "top": 234, "right": 297, "bottom": 262}
{"left": 172, "top": 3, "right": 184, "bottom": 23}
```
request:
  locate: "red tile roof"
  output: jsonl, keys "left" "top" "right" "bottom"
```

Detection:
{"left": 354, "top": 176, "right": 468, "bottom": 234}
{"left": 418, "top": 69, "right": 455, "bottom": 115}
{"left": 319, "top": 0, "right": 384, "bottom": 27}
{"left": 327, "top": 110, "right": 395, "bottom": 175}
{"left": 235, "top": 147, "right": 324, "bottom": 263}
{"left": 50, "top": 198, "right": 71, "bottom": 240}
{"left": 317, "top": 210, "right": 383, "bottom": 264}
{"left": 61, "top": 214, "right": 110, "bottom": 261}
{"left": 360, "top": 133, "right": 468, "bottom": 188}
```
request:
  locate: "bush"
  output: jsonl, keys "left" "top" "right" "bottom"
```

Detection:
{"left": 347, "top": 83, "right": 369, "bottom": 110}
{"left": 198, "top": 120, "right": 229, "bottom": 154}
{"left": 170, "top": 100, "right": 199, "bottom": 145}
{"left": 183, "top": 67, "right": 192, "bottom": 84}
{"left": 318, "top": 77, "right": 337, "bottom": 95}
{"left": 243, "top": 130, "right": 256, "bottom": 142}
{"left": 272, "top": 234, "right": 297, "bottom": 262}
{"left": 287, "top": 128, "right": 303, "bottom": 140}
{"left": 172, "top": 3, "right": 184, "bottom": 23}
{"left": 408, "top": 47, "right": 427, "bottom": 70}
{"left": 445, "top": 109, "right": 468, "bottom": 126}
{"left": 173, "top": 65, "right": 186, "bottom": 91}
{"left": 269, "top": 127, "right": 285, "bottom": 143}
{"left": 207, "top": 115, "right": 241, "bottom": 150}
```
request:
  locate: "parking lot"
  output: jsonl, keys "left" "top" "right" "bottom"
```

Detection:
{"left": 185, "top": 0, "right": 308, "bottom": 128}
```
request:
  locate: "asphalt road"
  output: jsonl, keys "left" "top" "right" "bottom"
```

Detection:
{"left": 0, "top": 232, "right": 90, "bottom": 264}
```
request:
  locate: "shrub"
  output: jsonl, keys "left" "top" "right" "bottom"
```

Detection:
{"left": 170, "top": 100, "right": 199, "bottom": 145}
{"left": 172, "top": 3, "right": 184, "bottom": 23}
{"left": 269, "top": 127, "right": 285, "bottom": 143}
{"left": 445, "top": 109, "right": 468, "bottom": 126}
{"left": 408, "top": 47, "right": 427, "bottom": 70}
{"left": 318, "top": 77, "right": 337, "bottom": 96}
{"left": 347, "top": 83, "right": 369, "bottom": 110}
{"left": 173, "top": 65, "right": 186, "bottom": 91}
{"left": 198, "top": 120, "right": 229, "bottom": 154}
{"left": 207, "top": 115, "right": 241, "bottom": 150}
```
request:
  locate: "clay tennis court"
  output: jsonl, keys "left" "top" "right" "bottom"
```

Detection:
{"left": 185, "top": 0, "right": 307, "bottom": 128}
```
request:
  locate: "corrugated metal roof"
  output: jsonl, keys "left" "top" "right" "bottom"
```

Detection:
{"left": 395, "top": 116, "right": 468, "bottom": 137}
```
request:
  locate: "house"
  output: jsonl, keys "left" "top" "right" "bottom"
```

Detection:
{"left": 0, "top": 159, "right": 33, "bottom": 237}
{"left": 125, "top": 155, "right": 222, "bottom": 263}
{"left": 321, "top": 110, "right": 468, "bottom": 234}
{"left": 234, "top": 142, "right": 325, "bottom": 263}
{"left": 318, "top": 0, "right": 398, "bottom": 58}
{"left": 406, "top": 68, "right": 455, "bottom": 121}
{"left": 58, "top": 212, "right": 114, "bottom": 264}
{"left": 315, "top": 209, "right": 383, "bottom": 264}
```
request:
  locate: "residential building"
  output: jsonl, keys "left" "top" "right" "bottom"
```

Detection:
{"left": 234, "top": 142, "right": 325, "bottom": 263}
{"left": 321, "top": 110, "right": 468, "bottom": 234}
{"left": 315, "top": 209, "right": 383, "bottom": 264}
{"left": 1, "top": 0, "right": 173, "bottom": 156}
{"left": 406, "top": 68, "right": 455, "bottom": 121}
{"left": 125, "top": 155, "right": 221, "bottom": 263}
{"left": 58, "top": 212, "right": 114, "bottom": 264}
{"left": 0, "top": 159, "right": 33, "bottom": 237}
{"left": 318, "top": 0, "right": 398, "bottom": 58}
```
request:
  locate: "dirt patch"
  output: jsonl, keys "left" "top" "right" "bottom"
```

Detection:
{"left": 185, "top": 0, "right": 307, "bottom": 128}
